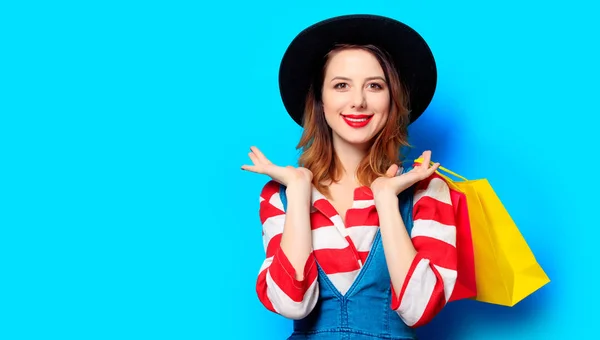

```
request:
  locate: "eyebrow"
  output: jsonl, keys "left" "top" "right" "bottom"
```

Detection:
{"left": 330, "top": 76, "right": 387, "bottom": 83}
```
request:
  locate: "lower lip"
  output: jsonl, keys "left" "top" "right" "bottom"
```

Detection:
{"left": 342, "top": 115, "right": 373, "bottom": 128}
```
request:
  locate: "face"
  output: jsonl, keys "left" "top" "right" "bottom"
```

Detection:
{"left": 321, "top": 48, "right": 390, "bottom": 147}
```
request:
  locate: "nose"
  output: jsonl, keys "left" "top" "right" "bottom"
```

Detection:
{"left": 350, "top": 88, "right": 367, "bottom": 110}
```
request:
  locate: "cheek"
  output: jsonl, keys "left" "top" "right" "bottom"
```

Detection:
{"left": 373, "top": 113, "right": 389, "bottom": 131}
{"left": 364, "top": 94, "right": 389, "bottom": 115}
{"left": 372, "top": 95, "right": 390, "bottom": 127}
{"left": 373, "top": 93, "right": 391, "bottom": 111}
{"left": 322, "top": 95, "right": 346, "bottom": 116}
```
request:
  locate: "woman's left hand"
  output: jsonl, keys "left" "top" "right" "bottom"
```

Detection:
{"left": 371, "top": 150, "right": 440, "bottom": 198}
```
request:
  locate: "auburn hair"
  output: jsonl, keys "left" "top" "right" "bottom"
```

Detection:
{"left": 296, "top": 44, "right": 412, "bottom": 197}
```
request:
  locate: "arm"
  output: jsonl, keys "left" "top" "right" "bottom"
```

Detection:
{"left": 375, "top": 173, "right": 457, "bottom": 327}
{"left": 255, "top": 180, "right": 319, "bottom": 320}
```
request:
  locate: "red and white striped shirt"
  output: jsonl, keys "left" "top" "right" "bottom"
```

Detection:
{"left": 255, "top": 171, "right": 457, "bottom": 328}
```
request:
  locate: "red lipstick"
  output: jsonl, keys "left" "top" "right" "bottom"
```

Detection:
{"left": 342, "top": 114, "right": 373, "bottom": 128}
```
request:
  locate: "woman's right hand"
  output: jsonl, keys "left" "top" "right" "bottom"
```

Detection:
{"left": 242, "top": 146, "right": 313, "bottom": 188}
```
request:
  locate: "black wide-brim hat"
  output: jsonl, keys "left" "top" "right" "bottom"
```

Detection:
{"left": 278, "top": 14, "right": 437, "bottom": 127}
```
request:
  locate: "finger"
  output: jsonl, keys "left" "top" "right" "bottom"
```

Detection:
{"left": 422, "top": 150, "right": 432, "bottom": 168}
{"left": 241, "top": 164, "right": 258, "bottom": 173}
{"left": 250, "top": 146, "right": 272, "bottom": 165}
{"left": 427, "top": 162, "right": 440, "bottom": 176}
{"left": 385, "top": 164, "right": 398, "bottom": 177}
{"left": 248, "top": 151, "right": 261, "bottom": 165}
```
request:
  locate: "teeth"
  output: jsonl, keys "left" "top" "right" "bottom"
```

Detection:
{"left": 345, "top": 117, "right": 370, "bottom": 122}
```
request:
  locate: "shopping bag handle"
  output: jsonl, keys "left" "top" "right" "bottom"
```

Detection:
{"left": 414, "top": 157, "right": 468, "bottom": 182}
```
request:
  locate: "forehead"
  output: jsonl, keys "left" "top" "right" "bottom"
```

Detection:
{"left": 324, "top": 49, "right": 384, "bottom": 76}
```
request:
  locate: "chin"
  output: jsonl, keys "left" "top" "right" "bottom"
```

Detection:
{"left": 338, "top": 131, "right": 378, "bottom": 146}
{"left": 348, "top": 135, "right": 374, "bottom": 144}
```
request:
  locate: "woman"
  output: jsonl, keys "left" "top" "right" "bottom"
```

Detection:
{"left": 242, "top": 14, "right": 458, "bottom": 340}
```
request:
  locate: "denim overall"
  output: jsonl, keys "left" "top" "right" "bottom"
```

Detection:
{"left": 280, "top": 166, "right": 417, "bottom": 340}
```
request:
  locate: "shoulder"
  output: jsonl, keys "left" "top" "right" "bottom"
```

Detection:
{"left": 259, "top": 180, "right": 286, "bottom": 223}
{"left": 259, "top": 180, "right": 285, "bottom": 209}
{"left": 413, "top": 172, "right": 452, "bottom": 205}
{"left": 260, "top": 180, "right": 281, "bottom": 198}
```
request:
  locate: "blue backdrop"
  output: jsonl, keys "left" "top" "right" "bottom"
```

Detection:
{"left": 2, "top": 0, "right": 597, "bottom": 339}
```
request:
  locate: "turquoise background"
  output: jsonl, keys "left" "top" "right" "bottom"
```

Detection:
{"left": 1, "top": 0, "right": 597, "bottom": 339}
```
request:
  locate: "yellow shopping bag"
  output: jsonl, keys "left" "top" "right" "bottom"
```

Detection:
{"left": 414, "top": 158, "right": 550, "bottom": 307}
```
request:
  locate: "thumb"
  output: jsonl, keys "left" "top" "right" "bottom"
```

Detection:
{"left": 385, "top": 164, "right": 399, "bottom": 178}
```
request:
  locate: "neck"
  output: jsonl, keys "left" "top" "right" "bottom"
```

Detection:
{"left": 332, "top": 135, "right": 370, "bottom": 184}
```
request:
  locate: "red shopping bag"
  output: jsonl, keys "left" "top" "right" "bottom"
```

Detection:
{"left": 414, "top": 158, "right": 477, "bottom": 302}
{"left": 448, "top": 186, "right": 477, "bottom": 302}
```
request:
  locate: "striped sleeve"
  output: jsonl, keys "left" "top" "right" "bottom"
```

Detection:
{"left": 390, "top": 173, "right": 458, "bottom": 327}
{"left": 255, "top": 180, "right": 320, "bottom": 320}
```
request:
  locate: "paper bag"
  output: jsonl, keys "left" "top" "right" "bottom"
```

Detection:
{"left": 416, "top": 159, "right": 550, "bottom": 306}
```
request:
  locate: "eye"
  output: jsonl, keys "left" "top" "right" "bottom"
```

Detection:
{"left": 368, "top": 83, "right": 384, "bottom": 90}
{"left": 333, "top": 82, "right": 348, "bottom": 89}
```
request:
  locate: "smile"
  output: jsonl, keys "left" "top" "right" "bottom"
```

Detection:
{"left": 341, "top": 114, "right": 373, "bottom": 128}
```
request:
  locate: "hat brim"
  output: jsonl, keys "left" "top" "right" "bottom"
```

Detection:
{"left": 278, "top": 14, "right": 437, "bottom": 127}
